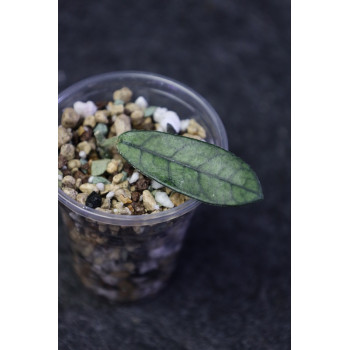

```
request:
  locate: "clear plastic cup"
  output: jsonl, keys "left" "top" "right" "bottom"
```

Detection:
{"left": 58, "top": 71, "right": 228, "bottom": 302}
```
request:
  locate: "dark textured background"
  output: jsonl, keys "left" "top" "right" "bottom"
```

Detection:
{"left": 58, "top": 0, "right": 290, "bottom": 349}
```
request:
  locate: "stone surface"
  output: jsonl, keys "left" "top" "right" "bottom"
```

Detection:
{"left": 59, "top": 0, "right": 290, "bottom": 348}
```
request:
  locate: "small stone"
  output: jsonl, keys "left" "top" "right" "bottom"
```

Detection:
{"left": 80, "top": 127, "right": 93, "bottom": 141}
{"left": 79, "top": 183, "right": 99, "bottom": 194}
{"left": 62, "top": 187, "right": 78, "bottom": 200}
{"left": 93, "top": 123, "right": 108, "bottom": 136}
{"left": 155, "top": 191, "right": 174, "bottom": 208}
{"left": 85, "top": 191, "right": 102, "bottom": 209}
{"left": 91, "top": 176, "right": 110, "bottom": 184}
{"left": 76, "top": 192, "right": 88, "bottom": 205}
{"left": 153, "top": 107, "right": 168, "bottom": 122}
{"left": 58, "top": 154, "right": 67, "bottom": 169}
{"left": 144, "top": 106, "right": 157, "bottom": 117}
{"left": 77, "top": 125, "right": 86, "bottom": 136}
{"left": 83, "top": 115, "right": 96, "bottom": 128}
{"left": 61, "top": 108, "right": 80, "bottom": 128}
{"left": 73, "top": 101, "right": 97, "bottom": 118}
{"left": 132, "top": 201, "right": 145, "bottom": 215}
{"left": 151, "top": 180, "right": 164, "bottom": 189}
{"left": 131, "top": 191, "right": 140, "bottom": 202}
{"left": 96, "top": 183, "right": 105, "bottom": 192}
{"left": 79, "top": 150, "right": 87, "bottom": 159}
{"left": 114, "top": 114, "right": 131, "bottom": 136}
{"left": 88, "top": 176, "right": 94, "bottom": 183}
{"left": 135, "top": 176, "right": 151, "bottom": 191}
{"left": 58, "top": 174, "right": 63, "bottom": 181}
{"left": 141, "top": 117, "right": 153, "bottom": 130}
{"left": 124, "top": 103, "right": 141, "bottom": 115}
{"left": 128, "top": 171, "right": 139, "bottom": 184}
{"left": 107, "top": 102, "right": 124, "bottom": 115}
{"left": 94, "top": 110, "right": 109, "bottom": 124}
{"left": 101, "top": 197, "right": 111, "bottom": 209}
{"left": 182, "top": 133, "right": 202, "bottom": 140}
{"left": 113, "top": 87, "right": 132, "bottom": 103}
{"left": 135, "top": 96, "right": 148, "bottom": 109}
{"left": 60, "top": 144, "right": 75, "bottom": 161}
{"left": 142, "top": 190, "right": 157, "bottom": 211}
{"left": 77, "top": 141, "right": 92, "bottom": 155}
{"left": 160, "top": 111, "right": 181, "bottom": 134}
{"left": 187, "top": 119, "right": 206, "bottom": 138}
{"left": 75, "top": 178, "right": 82, "bottom": 188}
{"left": 130, "top": 110, "right": 144, "bottom": 128}
{"left": 170, "top": 192, "right": 188, "bottom": 206}
{"left": 106, "top": 159, "right": 119, "bottom": 174}
{"left": 91, "top": 159, "right": 110, "bottom": 176}
{"left": 112, "top": 173, "right": 123, "bottom": 184}
{"left": 58, "top": 126, "right": 72, "bottom": 148}
{"left": 115, "top": 189, "right": 132, "bottom": 204}
{"left": 106, "top": 191, "right": 115, "bottom": 199}
{"left": 68, "top": 159, "right": 81, "bottom": 170}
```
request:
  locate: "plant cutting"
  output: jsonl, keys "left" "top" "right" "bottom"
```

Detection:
{"left": 102, "top": 131, "right": 263, "bottom": 206}
{"left": 58, "top": 71, "right": 262, "bottom": 301}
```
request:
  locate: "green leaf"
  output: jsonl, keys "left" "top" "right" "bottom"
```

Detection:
{"left": 91, "top": 159, "right": 110, "bottom": 176}
{"left": 91, "top": 176, "right": 111, "bottom": 184}
{"left": 117, "top": 131, "right": 263, "bottom": 206}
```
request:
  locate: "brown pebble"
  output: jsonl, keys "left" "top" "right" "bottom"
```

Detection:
{"left": 62, "top": 168, "right": 72, "bottom": 177}
{"left": 131, "top": 201, "right": 145, "bottom": 215}
{"left": 80, "top": 127, "right": 93, "bottom": 141}
{"left": 58, "top": 155, "right": 67, "bottom": 169}
{"left": 123, "top": 163, "right": 134, "bottom": 176}
{"left": 131, "top": 191, "right": 140, "bottom": 202}
{"left": 135, "top": 176, "right": 151, "bottom": 191}
{"left": 95, "top": 101, "right": 108, "bottom": 110}
{"left": 74, "top": 170, "right": 89, "bottom": 183}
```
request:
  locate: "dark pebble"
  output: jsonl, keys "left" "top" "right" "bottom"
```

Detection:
{"left": 80, "top": 127, "right": 93, "bottom": 141}
{"left": 131, "top": 191, "right": 140, "bottom": 202}
{"left": 135, "top": 177, "right": 151, "bottom": 191}
{"left": 123, "top": 163, "right": 134, "bottom": 176}
{"left": 166, "top": 123, "right": 177, "bottom": 134}
{"left": 132, "top": 201, "right": 145, "bottom": 215}
{"left": 86, "top": 191, "right": 102, "bottom": 209}
{"left": 58, "top": 154, "right": 67, "bottom": 169}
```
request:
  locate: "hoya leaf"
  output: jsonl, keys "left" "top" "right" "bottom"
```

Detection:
{"left": 116, "top": 131, "right": 263, "bottom": 206}
{"left": 91, "top": 159, "right": 110, "bottom": 176}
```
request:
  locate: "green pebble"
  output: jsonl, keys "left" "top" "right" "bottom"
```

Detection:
{"left": 80, "top": 159, "right": 87, "bottom": 165}
{"left": 91, "top": 159, "right": 111, "bottom": 176}
{"left": 144, "top": 106, "right": 157, "bottom": 117}
{"left": 94, "top": 123, "right": 108, "bottom": 136}
{"left": 121, "top": 171, "right": 128, "bottom": 181}
{"left": 114, "top": 99, "right": 124, "bottom": 105}
{"left": 91, "top": 176, "right": 111, "bottom": 184}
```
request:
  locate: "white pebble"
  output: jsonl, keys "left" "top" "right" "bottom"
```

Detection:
{"left": 153, "top": 107, "right": 168, "bottom": 122}
{"left": 106, "top": 191, "right": 115, "bottom": 199}
{"left": 155, "top": 191, "right": 174, "bottom": 208}
{"left": 180, "top": 119, "right": 190, "bottom": 132}
{"left": 160, "top": 111, "right": 181, "bottom": 134}
{"left": 112, "top": 115, "right": 117, "bottom": 122}
{"left": 135, "top": 96, "right": 148, "bottom": 109}
{"left": 73, "top": 101, "right": 97, "bottom": 118}
{"left": 58, "top": 174, "right": 63, "bottom": 181}
{"left": 88, "top": 176, "right": 94, "bottom": 183}
{"left": 139, "top": 195, "right": 143, "bottom": 201}
{"left": 128, "top": 171, "right": 139, "bottom": 184}
{"left": 151, "top": 179, "right": 164, "bottom": 189}
{"left": 79, "top": 150, "right": 87, "bottom": 159}
{"left": 96, "top": 183, "right": 104, "bottom": 191}
{"left": 154, "top": 204, "right": 160, "bottom": 210}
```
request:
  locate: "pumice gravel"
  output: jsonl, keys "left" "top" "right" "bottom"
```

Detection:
{"left": 58, "top": 87, "right": 205, "bottom": 215}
